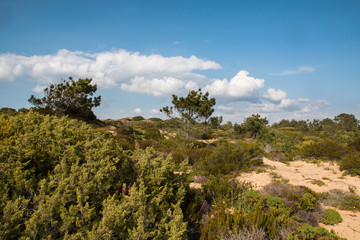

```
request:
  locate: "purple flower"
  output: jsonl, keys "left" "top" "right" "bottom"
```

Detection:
{"left": 122, "top": 188, "right": 126, "bottom": 194}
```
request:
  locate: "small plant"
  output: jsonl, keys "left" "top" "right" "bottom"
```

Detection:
{"left": 255, "top": 167, "right": 267, "bottom": 174}
{"left": 311, "top": 179, "right": 326, "bottom": 186}
{"left": 319, "top": 209, "right": 342, "bottom": 225}
{"left": 339, "top": 193, "right": 360, "bottom": 212}
{"left": 322, "top": 177, "right": 332, "bottom": 181}
{"left": 288, "top": 224, "right": 346, "bottom": 240}
{"left": 340, "top": 152, "right": 360, "bottom": 176}
{"left": 348, "top": 185, "right": 357, "bottom": 194}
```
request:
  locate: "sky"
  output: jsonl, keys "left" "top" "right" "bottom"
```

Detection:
{"left": 1, "top": 0, "right": 360, "bottom": 124}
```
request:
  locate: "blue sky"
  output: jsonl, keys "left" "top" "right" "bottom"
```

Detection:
{"left": 1, "top": 0, "right": 360, "bottom": 123}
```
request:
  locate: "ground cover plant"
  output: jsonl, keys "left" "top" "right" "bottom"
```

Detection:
{"left": 2, "top": 84, "right": 360, "bottom": 239}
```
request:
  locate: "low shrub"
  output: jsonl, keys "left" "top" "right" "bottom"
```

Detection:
{"left": 261, "top": 182, "right": 319, "bottom": 212}
{"left": 319, "top": 189, "right": 360, "bottom": 212}
{"left": 288, "top": 223, "right": 345, "bottom": 240}
{"left": 199, "top": 141, "right": 264, "bottom": 176}
{"left": 340, "top": 152, "right": 360, "bottom": 176}
{"left": 200, "top": 190, "right": 292, "bottom": 239}
{"left": 339, "top": 193, "right": 360, "bottom": 212}
{"left": 143, "top": 127, "right": 163, "bottom": 140}
{"left": 299, "top": 140, "right": 347, "bottom": 161}
{"left": 132, "top": 115, "right": 145, "bottom": 121}
{"left": 319, "top": 209, "right": 342, "bottom": 225}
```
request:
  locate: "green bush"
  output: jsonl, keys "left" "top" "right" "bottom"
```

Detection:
{"left": 299, "top": 140, "right": 347, "bottom": 160}
{"left": 172, "top": 148, "right": 214, "bottom": 166}
{"left": 319, "top": 209, "right": 342, "bottom": 225}
{"left": 200, "top": 190, "right": 292, "bottom": 239}
{"left": 288, "top": 223, "right": 345, "bottom": 240}
{"left": 199, "top": 141, "right": 264, "bottom": 176}
{"left": 339, "top": 193, "right": 360, "bottom": 212}
{"left": 319, "top": 189, "right": 360, "bottom": 212}
{"left": 261, "top": 182, "right": 319, "bottom": 212}
{"left": 132, "top": 115, "right": 145, "bottom": 121}
{"left": 340, "top": 152, "right": 360, "bottom": 176}
{"left": 143, "top": 127, "right": 163, "bottom": 140}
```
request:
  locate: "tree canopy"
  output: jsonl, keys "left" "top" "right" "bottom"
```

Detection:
{"left": 160, "top": 89, "right": 216, "bottom": 138}
{"left": 28, "top": 77, "right": 101, "bottom": 121}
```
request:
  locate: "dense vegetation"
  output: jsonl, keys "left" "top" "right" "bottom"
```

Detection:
{"left": 1, "top": 81, "right": 360, "bottom": 239}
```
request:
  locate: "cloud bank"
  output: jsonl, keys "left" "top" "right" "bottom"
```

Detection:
{"left": 0, "top": 49, "right": 221, "bottom": 92}
{"left": 0, "top": 49, "right": 329, "bottom": 122}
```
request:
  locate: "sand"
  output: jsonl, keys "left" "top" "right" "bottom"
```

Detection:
{"left": 236, "top": 158, "right": 360, "bottom": 240}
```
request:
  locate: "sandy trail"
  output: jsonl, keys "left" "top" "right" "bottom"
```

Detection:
{"left": 236, "top": 158, "right": 360, "bottom": 240}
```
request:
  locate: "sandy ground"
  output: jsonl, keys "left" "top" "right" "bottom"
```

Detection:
{"left": 236, "top": 158, "right": 360, "bottom": 240}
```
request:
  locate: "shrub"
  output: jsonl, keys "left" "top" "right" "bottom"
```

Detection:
{"left": 339, "top": 193, "right": 360, "bottom": 211}
{"left": 288, "top": 223, "right": 345, "bottom": 240}
{"left": 200, "top": 190, "right": 292, "bottom": 239}
{"left": 131, "top": 115, "right": 145, "bottom": 121}
{"left": 199, "top": 141, "right": 264, "bottom": 176}
{"left": 340, "top": 152, "right": 360, "bottom": 176}
{"left": 261, "top": 182, "right": 319, "bottom": 212}
{"left": 319, "top": 209, "right": 342, "bottom": 225}
{"left": 299, "top": 140, "right": 347, "bottom": 160}
{"left": 319, "top": 189, "right": 360, "bottom": 212}
{"left": 143, "top": 127, "right": 163, "bottom": 140}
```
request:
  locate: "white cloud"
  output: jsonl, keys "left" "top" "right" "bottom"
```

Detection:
{"left": 32, "top": 85, "right": 47, "bottom": 94}
{"left": 0, "top": 49, "right": 221, "bottom": 91}
{"left": 133, "top": 108, "right": 142, "bottom": 114}
{"left": 263, "top": 88, "right": 287, "bottom": 102}
{"left": 278, "top": 98, "right": 301, "bottom": 111}
{"left": 149, "top": 109, "right": 159, "bottom": 114}
{"left": 204, "top": 70, "right": 265, "bottom": 102}
{"left": 173, "top": 41, "right": 180, "bottom": 45}
{"left": 121, "top": 76, "right": 185, "bottom": 97}
{"left": 249, "top": 103, "right": 278, "bottom": 113}
{"left": 185, "top": 81, "right": 199, "bottom": 91}
{"left": 217, "top": 105, "right": 234, "bottom": 113}
{"left": 300, "top": 100, "right": 330, "bottom": 113}
{"left": 271, "top": 66, "right": 315, "bottom": 76}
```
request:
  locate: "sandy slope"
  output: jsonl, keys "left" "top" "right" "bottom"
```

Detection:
{"left": 236, "top": 158, "right": 360, "bottom": 240}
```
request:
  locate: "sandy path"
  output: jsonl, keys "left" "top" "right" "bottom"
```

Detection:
{"left": 236, "top": 158, "right": 360, "bottom": 240}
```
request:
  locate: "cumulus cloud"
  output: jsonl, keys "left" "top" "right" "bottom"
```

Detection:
{"left": 217, "top": 105, "right": 234, "bottom": 113}
{"left": 121, "top": 76, "right": 185, "bottom": 97}
{"left": 32, "top": 85, "right": 47, "bottom": 94}
{"left": 149, "top": 109, "right": 159, "bottom": 114}
{"left": 263, "top": 88, "right": 287, "bottom": 102}
{"left": 300, "top": 100, "right": 330, "bottom": 113}
{"left": 271, "top": 66, "right": 315, "bottom": 76}
{"left": 133, "top": 108, "right": 142, "bottom": 114}
{"left": 0, "top": 49, "right": 221, "bottom": 91}
{"left": 204, "top": 71, "right": 265, "bottom": 102}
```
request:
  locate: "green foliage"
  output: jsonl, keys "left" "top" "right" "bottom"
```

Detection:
{"left": 338, "top": 193, "right": 360, "bottom": 212}
{"left": 299, "top": 140, "right": 347, "bottom": 160}
{"left": 95, "top": 147, "right": 189, "bottom": 239}
{"left": 340, "top": 152, "right": 360, "bottom": 176}
{"left": 319, "top": 209, "right": 342, "bottom": 225}
{"left": 132, "top": 115, "right": 145, "bottom": 121}
{"left": 235, "top": 114, "right": 269, "bottom": 138}
{"left": 161, "top": 89, "right": 216, "bottom": 138}
{"left": 0, "top": 111, "right": 190, "bottom": 239}
{"left": 209, "top": 116, "right": 223, "bottom": 129}
{"left": 198, "top": 141, "right": 264, "bottom": 176}
{"left": 288, "top": 224, "right": 345, "bottom": 240}
{"left": 261, "top": 182, "right": 319, "bottom": 212}
{"left": 334, "top": 113, "right": 359, "bottom": 132}
{"left": 28, "top": 77, "right": 101, "bottom": 121}
{"left": 200, "top": 190, "right": 292, "bottom": 239}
